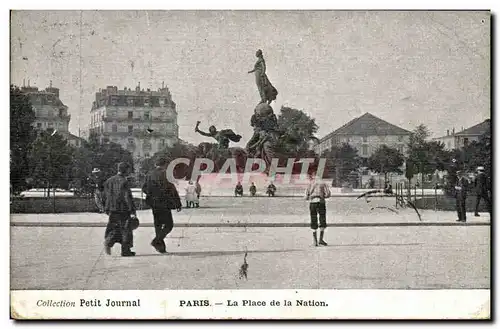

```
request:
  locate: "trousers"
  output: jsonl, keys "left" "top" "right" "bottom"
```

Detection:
{"left": 152, "top": 208, "right": 174, "bottom": 242}
{"left": 475, "top": 192, "right": 491, "bottom": 214}
{"left": 105, "top": 212, "right": 133, "bottom": 251}
{"left": 456, "top": 197, "right": 467, "bottom": 221}
{"left": 309, "top": 202, "right": 327, "bottom": 230}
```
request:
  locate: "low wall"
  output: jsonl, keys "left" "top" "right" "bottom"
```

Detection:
{"left": 414, "top": 195, "right": 489, "bottom": 212}
{"left": 10, "top": 197, "right": 150, "bottom": 214}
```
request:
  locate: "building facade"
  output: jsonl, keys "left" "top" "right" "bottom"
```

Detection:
{"left": 21, "top": 81, "right": 71, "bottom": 133}
{"left": 88, "top": 83, "right": 179, "bottom": 158}
{"left": 21, "top": 81, "right": 83, "bottom": 147}
{"left": 433, "top": 119, "right": 490, "bottom": 150}
{"left": 315, "top": 113, "right": 411, "bottom": 159}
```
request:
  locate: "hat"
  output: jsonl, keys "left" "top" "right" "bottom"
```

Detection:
{"left": 477, "top": 166, "right": 485, "bottom": 171}
{"left": 92, "top": 168, "right": 101, "bottom": 173}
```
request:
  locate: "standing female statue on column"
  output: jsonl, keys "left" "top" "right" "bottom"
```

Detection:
{"left": 248, "top": 49, "right": 278, "bottom": 104}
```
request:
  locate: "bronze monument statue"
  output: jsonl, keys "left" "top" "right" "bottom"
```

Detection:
{"left": 194, "top": 121, "right": 242, "bottom": 149}
{"left": 248, "top": 49, "right": 278, "bottom": 105}
{"left": 246, "top": 103, "right": 281, "bottom": 171}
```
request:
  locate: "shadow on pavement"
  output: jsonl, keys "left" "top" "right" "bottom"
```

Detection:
{"left": 137, "top": 249, "right": 303, "bottom": 258}
{"left": 322, "top": 243, "right": 422, "bottom": 248}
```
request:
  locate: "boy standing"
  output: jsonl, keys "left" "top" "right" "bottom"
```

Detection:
{"left": 305, "top": 173, "right": 331, "bottom": 246}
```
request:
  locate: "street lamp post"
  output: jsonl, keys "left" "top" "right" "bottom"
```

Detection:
{"left": 49, "top": 129, "right": 57, "bottom": 213}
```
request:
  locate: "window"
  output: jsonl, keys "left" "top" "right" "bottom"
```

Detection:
{"left": 110, "top": 97, "right": 118, "bottom": 106}
{"left": 159, "top": 98, "right": 165, "bottom": 106}
{"left": 48, "top": 122, "right": 53, "bottom": 127}
{"left": 144, "top": 111, "right": 150, "bottom": 120}
{"left": 128, "top": 111, "right": 133, "bottom": 119}
{"left": 362, "top": 136, "right": 367, "bottom": 142}
{"left": 37, "top": 123, "right": 42, "bottom": 128}
{"left": 160, "top": 139, "right": 165, "bottom": 146}
{"left": 128, "top": 138, "right": 134, "bottom": 144}
{"left": 144, "top": 98, "right": 150, "bottom": 107}
{"left": 144, "top": 152, "right": 150, "bottom": 158}
{"left": 463, "top": 138, "right": 469, "bottom": 146}
{"left": 112, "top": 125, "right": 118, "bottom": 133}
{"left": 127, "top": 98, "right": 134, "bottom": 106}
{"left": 128, "top": 125, "right": 133, "bottom": 133}
{"left": 362, "top": 145, "right": 368, "bottom": 156}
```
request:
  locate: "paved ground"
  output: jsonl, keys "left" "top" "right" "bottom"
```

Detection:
{"left": 11, "top": 197, "right": 491, "bottom": 226}
{"left": 10, "top": 198, "right": 490, "bottom": 290}
{"left": 11, "top": 225, "right": 490, "bottom": 290}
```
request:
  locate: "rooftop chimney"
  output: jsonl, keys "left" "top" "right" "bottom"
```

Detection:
{"left": 49, "top": 80, "right": 52, "bottom": 88}
{"left": 453, "top": 128, "right": 455, "bottom": 135}
{"left": 447, "top": 129, "right": 449, "bottom": 136}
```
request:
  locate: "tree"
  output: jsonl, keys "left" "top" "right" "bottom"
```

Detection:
{"left": 10, "top": 85, "right": 36, "bottom": 194}
{"left": 321, "top": 143, "right": 360, "bottom": 185}
{"left": 367, "top": 145, "right": 404, "bottom": 181}
{"left": 406, "top": 124, "right": 450, "bottom": 180}
{"left": 141, "top": 142, "right": 198, "bottom": 179}
{"left": 276, "top": 106, "right": 319, "bottom": 154}
{"left": 72, "top": 140, "right": 135, "bottom": 188}
{"left": 28, "top": 129, "right": 74, "bottom": 193}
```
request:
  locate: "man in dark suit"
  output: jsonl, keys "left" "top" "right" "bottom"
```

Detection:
{"left": 455, "top": 171, "right": 469, "bottom": 222}
{"left": 103, "top": 162, "right": 137, "bottom": 257}
{"left": 474, "top": 166, "right": 491, "bottom": 217}
{"left": 142, "top": 158, "right": 182, "bottom": 254}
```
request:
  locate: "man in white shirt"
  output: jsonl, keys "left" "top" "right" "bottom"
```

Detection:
{"left": 305, "top": 172, "right": 331, "bottom": 246}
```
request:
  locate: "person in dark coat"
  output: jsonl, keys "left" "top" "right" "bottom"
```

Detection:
{"left": 235, "top": 182, "right": 243, "bottom": 197}
{"left": 474, "top": 166, "right": 491, "bottom": 217}
{"left": 455, "top": 170, "right": 469, "bottom": 222}
{"left": 103, "top": 162, "right": 137, "bottom": 257}
{"left": 142, "top": 157, "right": 182, "bottom": 254}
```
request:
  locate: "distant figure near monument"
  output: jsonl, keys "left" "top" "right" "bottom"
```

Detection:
{"left": 248, "top": 49, "right": 278, "bottom": 104}
{"left": 195, "top": 121, "right": 242, "bottom": 149}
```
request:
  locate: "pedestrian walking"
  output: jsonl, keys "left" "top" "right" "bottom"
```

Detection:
{"left": 142, "top": 157, "right": 182, "bottom": 254}
{"left": 103, "top": 162, "right": 137, "bottom": 257}
{"left": 474, "top": 166, "right": 491, "bottom": 217}
{"left": 455, "top": 170, "right": 469, "bottom": 222}
{"left": 305, "top": 173, "right": 331, "bottom": 246}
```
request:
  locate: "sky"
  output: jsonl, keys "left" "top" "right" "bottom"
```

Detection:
{"left": 10, "top": 10, "right": 490, "bottom": 145}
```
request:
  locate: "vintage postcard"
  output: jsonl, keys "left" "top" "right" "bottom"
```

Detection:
{"left": 9, "top": 10, "right": 491, "bottom": 320}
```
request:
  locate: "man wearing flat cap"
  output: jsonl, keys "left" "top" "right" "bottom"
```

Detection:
{"left": 142, "top": 157, "right": 182, "bottom": 254}
{"left": 103, "top": 162, "right": 137, "bottom": 256}
{"left": 474, "top": 166, "right": 491, "bottom": 217}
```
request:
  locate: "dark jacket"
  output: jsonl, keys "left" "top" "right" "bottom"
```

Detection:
{"left": 475, "top": 172, "right": 489, "bottom": 194}
{"left": 91, "top": 173, "right": 106, "bottom": 192}
{"left": 455, "top": 176, "right": 469, "bottom": 199}
{"left": 104, "top": 173, "right": 136, "bottom": 214}
{"left": 142, "top": 168, "right": 182, "bottom": 210}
